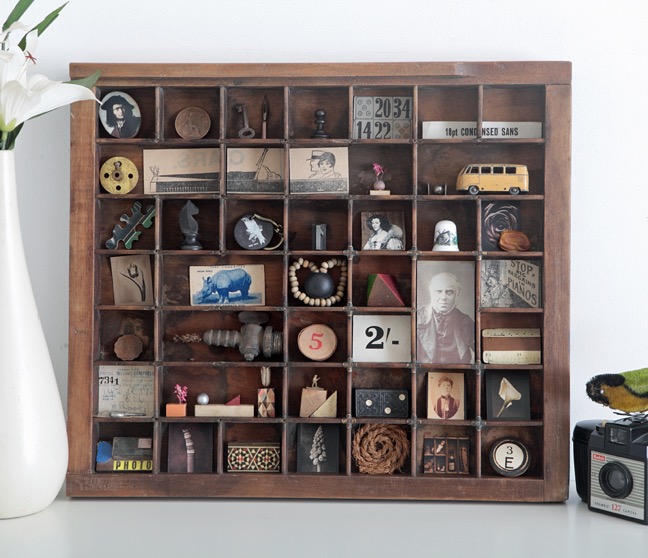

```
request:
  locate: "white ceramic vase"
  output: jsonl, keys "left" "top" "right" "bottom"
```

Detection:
{"left": 0, "top": 150, "right": 68, "bottom": 519}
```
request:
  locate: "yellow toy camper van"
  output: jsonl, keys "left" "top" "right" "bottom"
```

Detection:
{"left": 456, "top": 164, "right": 529, "bottom": 195}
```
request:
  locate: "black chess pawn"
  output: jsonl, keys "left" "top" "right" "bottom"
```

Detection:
{"left": 311, "top": 109, "right": 329, "bottom": 139}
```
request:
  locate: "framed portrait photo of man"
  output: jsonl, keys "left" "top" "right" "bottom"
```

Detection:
{"left": 99, "top": 91, "right": 141, "bottom": 139}
{"left": 416, "top": 261, "right": 475, "bottom": 365}
{"left": 427, "top": 372, "right": 465, "bottom": 420}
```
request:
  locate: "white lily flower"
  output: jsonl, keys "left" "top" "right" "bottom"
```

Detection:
{"left": 0, "top": 21, "right": 32, "bottom": 48}
{"left": 496, "top": 377, "right": 522, "bottom": 418}
{"left": 0, "top": 4, "right": 99, "bottom": 149}
{"left": 0, "top": 46, "right": 96, "bottom": 146}
{"left": 0, "top": 57, "right": 95, "bottom": 129}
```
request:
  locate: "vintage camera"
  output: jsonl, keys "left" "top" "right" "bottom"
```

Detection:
{"left": 573, "top": 417, "right": 648, "bottom": 524}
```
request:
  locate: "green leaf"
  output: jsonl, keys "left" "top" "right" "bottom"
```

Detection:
{"left": 3, "top": 123, "right": 24, "bottom": 150}
{"left": 17, "top": 2, "right": 68, "bottom": 50}
{"left": 2, "top": 0, "right": 35, "bottom": 31}
{"left": 32, "top": 1, "right": 68, "bottom": 35}
{"left": 68, "top": 70, "right": 100, "bottom": 90}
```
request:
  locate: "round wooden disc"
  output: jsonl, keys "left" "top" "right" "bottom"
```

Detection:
{"left": 175, "top": 106, "right": 211, "bottom": 139}
{"left": 297, "top": 324, "right": 337, "bottom": 361}
{"left": 114, "top": 334, "right": 143, "bottom": 361}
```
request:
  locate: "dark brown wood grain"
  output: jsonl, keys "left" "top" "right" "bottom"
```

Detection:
{"left": 67, "top": 62, "right": 570, "bottom": 502}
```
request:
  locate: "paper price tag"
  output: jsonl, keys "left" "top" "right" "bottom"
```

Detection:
{"left": 352, "top": 315, "right": 411, "bottom": 363}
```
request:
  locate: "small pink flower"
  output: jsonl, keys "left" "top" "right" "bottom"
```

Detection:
{"left": 372, "top": 163, "right": 388, "bottom": 179}
{"left": 174, "top": 384, "right": 188, "bottom": 404}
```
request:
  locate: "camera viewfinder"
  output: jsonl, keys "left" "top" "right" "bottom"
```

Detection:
{"left": 608, "top": 426, "right": 629, "bottom": 446}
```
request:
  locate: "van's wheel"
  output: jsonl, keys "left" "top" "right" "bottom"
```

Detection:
{"left": 468, "top": 185, "right": 479, "bottom": 195}
{"left": 509, "top": 187, "right": 520, "bottom": 195}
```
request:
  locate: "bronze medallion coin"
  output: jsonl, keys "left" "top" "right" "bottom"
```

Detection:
{"left": 175, "top": 107, "right": 211, "bottom": 139}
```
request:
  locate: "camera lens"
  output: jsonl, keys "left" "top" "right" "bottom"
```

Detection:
{"left": 599, "top": 462, "right": 633, "bottom": 499}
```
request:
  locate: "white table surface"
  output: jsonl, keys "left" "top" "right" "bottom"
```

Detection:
{"left": 1, "top": 483, "right": 646, "bottom": 557}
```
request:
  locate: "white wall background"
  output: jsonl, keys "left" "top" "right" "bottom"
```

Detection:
{"left": 11, "top": 0, "right": 648, "bottom": 481}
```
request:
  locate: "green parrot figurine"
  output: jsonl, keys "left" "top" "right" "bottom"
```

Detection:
{"left": 587, "top": 368, "right": 648, "bottom": 413}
